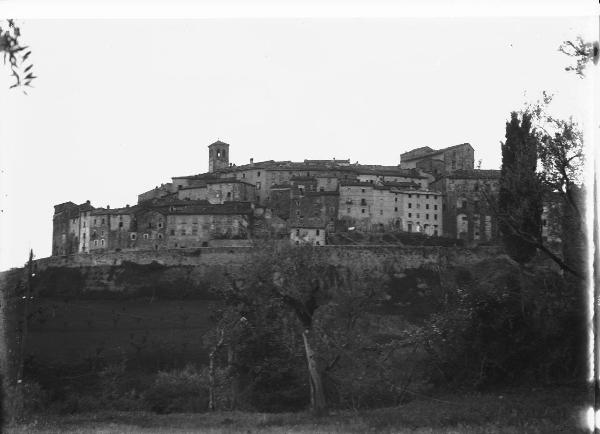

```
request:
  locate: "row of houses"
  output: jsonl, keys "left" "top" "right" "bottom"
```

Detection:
{"left": 52, "top": 140, "right": 562, "bottom": 254}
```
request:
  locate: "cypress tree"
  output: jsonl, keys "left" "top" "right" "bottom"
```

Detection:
{"left": 498, "top": 112, "right": 543, "bottom": 264}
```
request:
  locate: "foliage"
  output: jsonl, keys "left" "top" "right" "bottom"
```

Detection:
{"left": 0, "top": 20, "right": 35, "bottom": 90}
{"left": 423, "top": 259, "right": 585, "bottom": 388}
{"left": 144, "top": 365, "right": 209, "bottom": 413}
{"left": 205, "top": 242, "right": 396, "bottom": 414}
{"left": 523, "top": 93, "right": 587, "bottom": 276}
{"left": 524, "top": 92, "right": 584, "bottom": 193}
{"left": 558, "top": 36, "right": 599, "bottom": 77}
{"left": 498, "top": 112, "right": 543, "bottom": 264}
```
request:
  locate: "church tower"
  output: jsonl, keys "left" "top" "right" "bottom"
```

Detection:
{"left": 208, "top": 140, "right": 230, "bottom": 173}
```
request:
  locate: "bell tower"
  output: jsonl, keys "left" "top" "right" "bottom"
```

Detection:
{"left": 208, "top": 140, "right": 230, "bottom": 173}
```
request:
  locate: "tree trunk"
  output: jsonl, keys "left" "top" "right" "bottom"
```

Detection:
{"left": 208, "top": 348, "right": 216, "bottom": 411}
{"left": 227, "top": 345, "right": 239, "bottom": 410}
{"left": 301, "top": 329, "right": 327, "bottom": 416}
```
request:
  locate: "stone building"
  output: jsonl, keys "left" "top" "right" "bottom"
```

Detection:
{"left": 165, "top": 202, "right": 253, "bottom": 249}
{"left": 52, "top": 140, "right": 508, "bottom": 256}
{"left": 176, "top": 179, "right": 256, "bottom": 204}
{"left": 337, "top": 181, "right": 429, "bottom": 232}
{"left": 430, "top": 169, "right": 501, "bottom": 242}
{"left": 52, "top": 201, "right": 94, "bottom": 255}
{"left": 290, "top": 190, "right": 339, "bottom": 233}
{"left": 400, "top": 143, "right": 474, "bottom": 175}
{"left": 289, "top": 218, "right": 327, "bottom": 246}
{"left": 208, "top": 140, "right": 230, "bottom": 173}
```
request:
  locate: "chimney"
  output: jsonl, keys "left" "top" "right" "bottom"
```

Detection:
{"left": 250, "top": 158, "right": 254, "bottom": 165}
{"left": 126, "top": 204, "right": 130, "bottom": 208}
{"left": 107, "top": 205, "right": 110, "bottom": 209}
{"left": 86, "top": 200, "right": 90, "bottom": 205}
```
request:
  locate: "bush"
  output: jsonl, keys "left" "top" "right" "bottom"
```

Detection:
{"left": 422, "top": 259, "right": 585, "bottom": 387}
{"left": 144, "top": 365, "right": 209, "bottom": 413}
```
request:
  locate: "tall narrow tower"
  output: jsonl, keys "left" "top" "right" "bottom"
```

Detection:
{"left": 208, "top": 140, "right": 230, "bottom": 173}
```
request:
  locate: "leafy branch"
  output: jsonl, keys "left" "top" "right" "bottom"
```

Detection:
{"left": 0, "top": 19, "right": 36, "bottom": 91}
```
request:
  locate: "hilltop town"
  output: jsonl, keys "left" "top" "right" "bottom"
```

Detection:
{"left": 52, "top": 140, "right": 560, "bottom": 255}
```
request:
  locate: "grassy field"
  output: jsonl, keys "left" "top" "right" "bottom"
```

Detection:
{"left": 7, "top": 386, "right": 590, "bottom": 433}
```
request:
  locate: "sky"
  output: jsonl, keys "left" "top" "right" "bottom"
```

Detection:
{"left": 0, "top": 10, "right": 597, "bottom": 269}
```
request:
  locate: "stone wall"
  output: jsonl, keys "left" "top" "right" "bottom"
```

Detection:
{"left": 0, "top": 245, "right": 505, "bottom": 371}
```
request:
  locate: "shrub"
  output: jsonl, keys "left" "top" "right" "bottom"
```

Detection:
{"left": 144, "top": 365, "right": 209, "bottom": 413}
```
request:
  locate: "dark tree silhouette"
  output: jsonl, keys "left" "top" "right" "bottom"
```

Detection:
{"left": 498, "top": 112, "right": 543, "bottom": 265}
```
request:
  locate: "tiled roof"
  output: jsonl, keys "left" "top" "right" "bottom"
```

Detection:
{"left": 447, "top": 169, "right": 500, "bottom": 180}
{"left": 168, "top": 201, "right": 253, "bottom": 215}
{"left": 340, "top": 180, "right": 376, "bottom": 187}
{"left": 305, "top": 191, "right": 339, "bottom": 197}
{"left": 401, "top": 143, "right": 472, "bottom": 161}
{"left": 289, "top": 217, "right": 327, "bottom": 229}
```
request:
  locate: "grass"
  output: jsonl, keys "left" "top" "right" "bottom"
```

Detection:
{"left": 6, "top": 386, "right": 590, "bottom": 433}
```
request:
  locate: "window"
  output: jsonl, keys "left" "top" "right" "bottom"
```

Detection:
{"left": 192, "top": 228, "right": 198, "bottom": 235}
{"left": 130, "top": 233, "right": 137, "bottom": 240}
{"left": 316, "top": 229, "right": 320, "bottom": 236}
{"left": 416, "top": 203, "right": 421, "bottom": 209}
{"left": 361, "top": 209, "right": 365, "bottom": 214}
{"left": 181, "top": 229, "right": 186, "bottom": 236}
{"left": 100, "top": 230, "right": 104, "bottom": 236}
{"left": 227, "top": 192, "right": 231, "bottom": 199}
{"left": 316, "top": 241, "right": 320, "bottom": 245}
{"left": 394, "top": 207, "right": 398, "bottom": 212}
{"left": 380, "top": 210, "right": 383, "bottom": 215}
{"left": 119, "top": 222, "right": 123, "bottom": 228}
{"left": 257, "top": 171, "right": 261, "bottom": 176}
{"left": 100, "top": 239, "right": 105, "bottom": 247}
{"left": 417, "top": 213, "right": 420, "bottom": 218}
{"left": 408, "top": 203, "right": 412, "bottom": 208}
{"left": 542, "top": 219, "right": 547, "bottom": 226}
{"left": 93, "top": 219, "right": 97, "bottom": 225}
{"left": 83, "top": 222, "right": 86, "bottom": 228}
{"left": 426, "top": 204, "right": 429, "bottom": 209}
{"left": 434, "top": 214, "right": 438, "bottom": 220}
{"left": 242, "top": 173, "right": 246, "bottom": 178}
{"left": 158, "top": 222, "right": 163, "bottom": 229}
{"left": 360, "top": 199, "right": 367, "bottom": 206}
{"left": 416, "top": 194, "right": 420, "bottom": 199}
{"left": 170, "top": 229, "right": 175, "bottom": 235}
{"left": 426, "top": 214, "right": 429, "bottom": 220}
{"left": 408, "top": 213, "right": 412, "bottom": 218}
{"left": 143, "top": 233, "right": 149, "bottom": 240}
{"left": 256, "top": 181, "right": 261, "bottom": 190}
{"left": 408, "top": 194, "right": 412, "bottom": 198}
{"left": 101, "top": 218, "right": 105, "bottom": 224}
{"left": 296, "top": 229, "right": 300, "bottom": 236}
{"left": 361, "top": 188, "right": 365, "bottom": 193}
{"left": 94, "top": 240, "right": 98, "bottom": 247}
{"left": 434, "top": 205, "right": 438, "bottom": 210}
{"left": 158, "top": 233, "right": 163, "bottom": 240}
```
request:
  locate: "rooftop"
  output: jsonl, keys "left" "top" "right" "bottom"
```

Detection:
{"left": 446, "top": 169, "right": 501, "bottom": 180}
{"left": 400, "top": 143, "right": 472, "bottom": 162}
